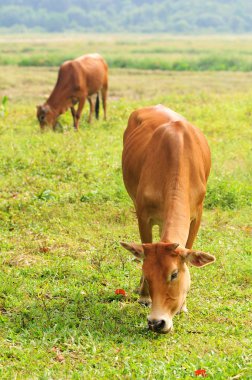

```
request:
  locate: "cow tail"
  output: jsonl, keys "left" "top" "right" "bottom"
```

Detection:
{"left": 95, "top": 93, "right": 100, "bottom": 120}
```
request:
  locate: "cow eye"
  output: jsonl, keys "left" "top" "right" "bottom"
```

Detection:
{"left": 171, "top": 271, "right": 178, "bottom": 281}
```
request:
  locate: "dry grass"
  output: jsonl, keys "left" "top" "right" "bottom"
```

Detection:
{"left": 2, "top": 66, "right": 252, "bottom": 106}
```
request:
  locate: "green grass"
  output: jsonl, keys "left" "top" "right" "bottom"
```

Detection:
{"left": 14, "top": 54, "right": 252, "bottom": 72}
{"left": 0, "top": 36, "right": 252, "bottom": 379}
{"left": 1, "top": 34, "right": 252, "bottom": 71}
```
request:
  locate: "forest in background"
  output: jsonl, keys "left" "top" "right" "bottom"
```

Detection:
{"left": 0, "top": 0, "right": 252, "bottom": 33}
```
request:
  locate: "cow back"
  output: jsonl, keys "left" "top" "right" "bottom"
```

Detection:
{"left": 122, "top": 105, "right": 211, "bottom": 209}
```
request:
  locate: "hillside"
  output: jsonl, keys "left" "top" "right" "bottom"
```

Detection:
{"left": 0, "top": 0, "right": 252, "bottom": 33}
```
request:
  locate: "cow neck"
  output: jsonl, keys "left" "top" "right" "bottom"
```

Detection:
{"left": 46, "top": 98, "right": 61, "bottom": 116}
{"left": 47, "top": 82, "right": 70, "bottom": 115}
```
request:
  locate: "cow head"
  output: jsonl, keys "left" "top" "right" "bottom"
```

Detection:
{"left": 120, "top": 242, "right": 215, "bottom": 333}
{"left": 36, "top": 104, "right": 57, "bottom": 129}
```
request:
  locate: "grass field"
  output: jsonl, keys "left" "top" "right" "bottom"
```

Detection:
{"left": 1, "top": 34, "right": 252, "bottom": 71}
{"left": 0, "top": 35, "right": 251, "bottom": 379}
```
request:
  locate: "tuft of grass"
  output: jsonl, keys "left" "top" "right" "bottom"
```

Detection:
{"left": 107, "top": 55, "right": 252, "bottom": 72}
{"left": 18, "top": 54, "right": 75, "bottom": 67}
{"left": 35, "top": 189, "right": 57, "bottom": 201}
{"left": 205, "top": 178, "right": 252, "bottom": 210}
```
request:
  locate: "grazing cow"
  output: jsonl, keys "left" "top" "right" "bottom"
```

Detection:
{"left": 37, "top": 53, "right": 108, "bottom": 130}
{"left": 121, "top": 105, "right": 215, "bottom": 333}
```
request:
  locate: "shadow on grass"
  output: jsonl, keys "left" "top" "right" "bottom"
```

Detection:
{"left": 6, "top": 290, "right": 183, "bottom": 344}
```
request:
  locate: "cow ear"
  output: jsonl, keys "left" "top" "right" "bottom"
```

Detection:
{"left": 120, "top": 242, "right": 144, "bottom": 260}
{"left": 43, "top": 106, "right": 49, "bottom": 114}
{"left": 185, "top": 250, "right": 216, "bottom": 267}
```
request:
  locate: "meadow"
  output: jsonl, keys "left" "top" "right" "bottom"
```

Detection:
{"left": 0, "top": 35, "right": 251, "bottom": 379}
{"left": 2, "top": 34, "right": 252, "bottom": 71}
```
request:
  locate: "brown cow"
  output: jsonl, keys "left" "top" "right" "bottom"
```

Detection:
{"left": 121, "top": 105, "right": 215, "bottom": 333}
{"left": 37, "top": 53, "right": 108, "bottom": 130}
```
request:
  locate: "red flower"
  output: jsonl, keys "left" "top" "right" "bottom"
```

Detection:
{"left": 115, "top": 289, "right": 126, "bottom": 296}
{"left": 195, "top": 369, "right": 207, "bottom": 377}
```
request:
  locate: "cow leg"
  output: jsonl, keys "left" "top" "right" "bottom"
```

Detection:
{"left": 87, "top": 97, "right": 94, "bottom": 123}
{"left": 183, "top": 206, "right": 203, "bottom": 315}
{"left": 177, "top": 300, "right": 188, "bottom": 314}
{"left": 71, "top": 106, "right": 76, "bottom": 127}
{"left": 180, "top": 301, "right": 188, "bottom": 313}
{"left": 137, "top": 217, "right": 152, "bottom": 306}
{"left": 74, "top": 97, "right": 85, "bottom": 130}
{"left": 138, "top": 276, "right": 151, "bottom": 306}
{"left": 186, "top": 204, "right": 203, "bottom": 249}
{"left": 138, "top": 215, "right": 152, "bottom": 243}
{"left": 101, "top": 86, "right": 108, "bottom": 120}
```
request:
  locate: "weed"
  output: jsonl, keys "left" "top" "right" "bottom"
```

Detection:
{"left": 0, "top": 95, "right": 8, "bottom": 117}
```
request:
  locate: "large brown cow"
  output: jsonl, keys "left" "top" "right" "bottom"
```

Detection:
{"left": 37, "top": 53, "right": 108, "bottom": 130}
{"left": 121, "top": 105, "right": 215, "bottom": 333}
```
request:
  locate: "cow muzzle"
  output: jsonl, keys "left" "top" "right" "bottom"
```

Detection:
{"left": 147, "top": 317, "right": 173, "bottom": 333}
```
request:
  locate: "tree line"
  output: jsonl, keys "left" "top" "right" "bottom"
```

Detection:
{"left": 0, "top": 0, "right": 252, "bottom": 33}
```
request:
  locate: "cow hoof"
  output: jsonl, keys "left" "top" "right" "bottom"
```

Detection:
{"left": 178, "top": 305, "right": 188, "bottom": 314}
{"left": 134, "top": 287, "right": 140, "bottom": 295}
{"left": 138, "top": 297, "right": 152, "bottom": 307}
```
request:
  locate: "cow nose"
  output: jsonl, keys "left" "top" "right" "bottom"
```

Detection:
{"left": 148, "top": 318, "right": 165, "bottom": 332}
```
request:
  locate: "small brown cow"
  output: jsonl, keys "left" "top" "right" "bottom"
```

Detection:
{"left": 37, "top": 53, "right": 108, "bottom": 130}
{"left": 121, "top": 105, "right": 215, "bottom": 333}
